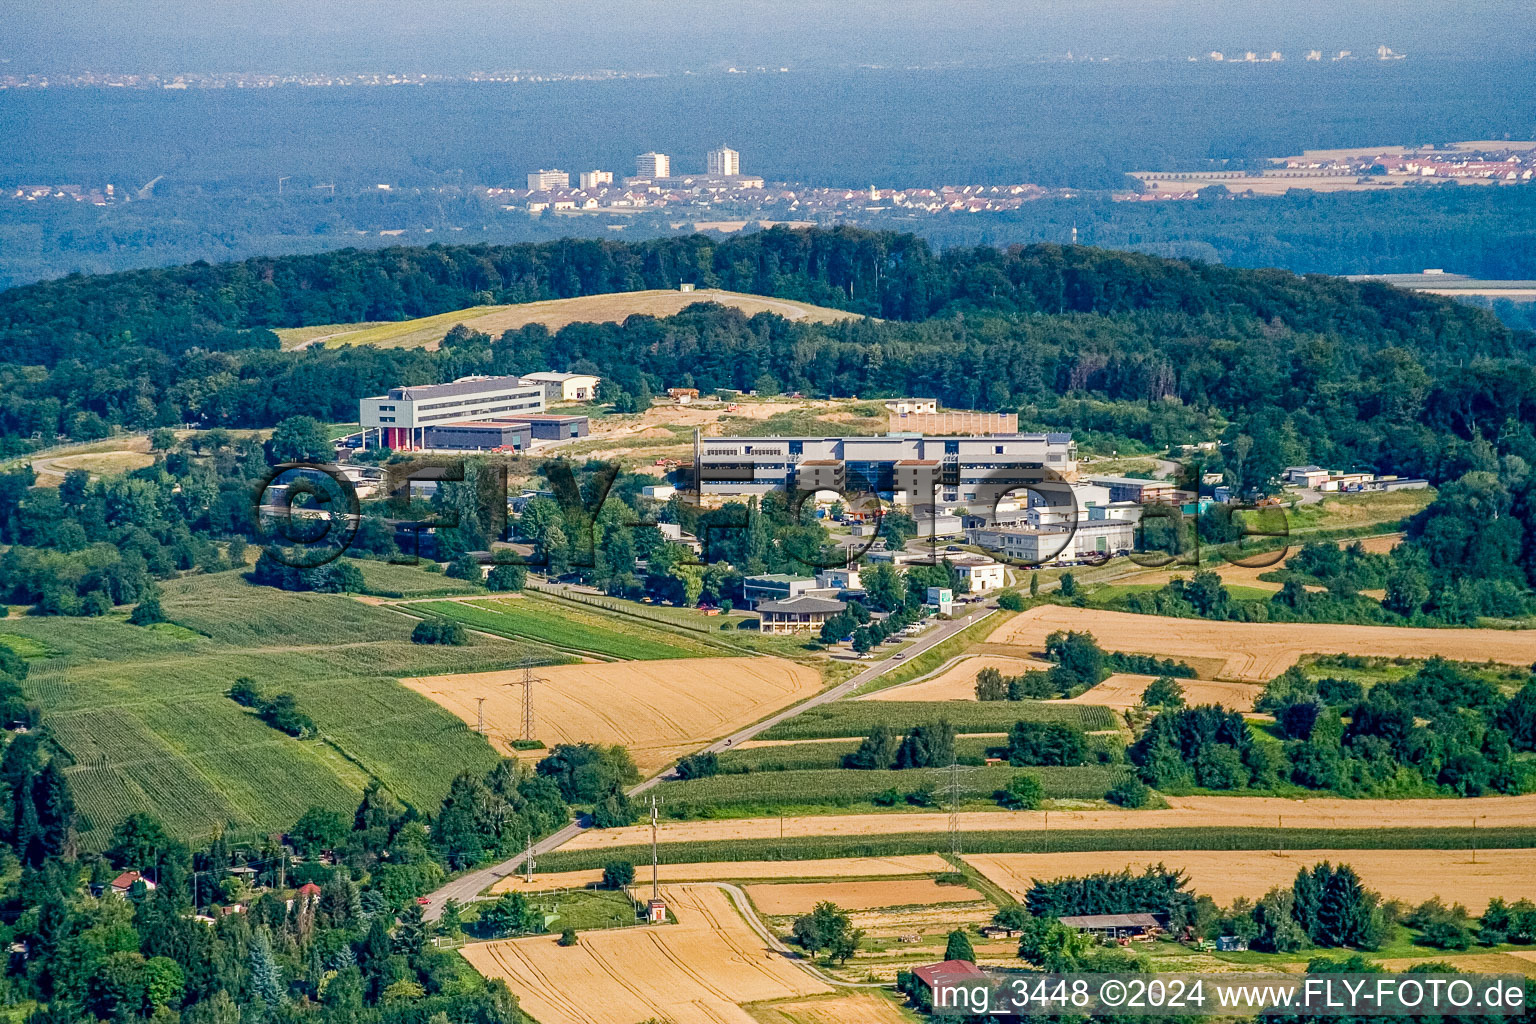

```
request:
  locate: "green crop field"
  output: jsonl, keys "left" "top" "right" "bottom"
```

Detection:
{"left": 719, "top": 737, "right": 1010, "bottom": 772}
{"left": 1, "top": 570, "right": 559, "bottom": 849}
{"left": 537, "top": 826, "right": 1536, "bottom": 873}
{"left": 653, "top": 764, "right": 1130, "bottom": 817}
{"left": 758, "top": 700, "right": 1118, "bottom": 740}
{"left": 412, "top": 596, "right": 726, "bottom": 660}
{"left": 349, "top": 559, "right": 486, "bottom": 598}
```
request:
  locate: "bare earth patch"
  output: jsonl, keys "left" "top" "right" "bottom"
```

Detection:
{"left": 988, "top": 605, "right": 1536, "bottom": 682}
{"left": 967, "top": 849, "right": 1536, "bottom": 912}
{"left": 461, "top": 884, "right": 829, "bottom": 1024}
{"left": 748, "top": 991, "right": 915, "bottom": 1024}
{"left": 404, "top": 656, "right": 820, "bottom": 774}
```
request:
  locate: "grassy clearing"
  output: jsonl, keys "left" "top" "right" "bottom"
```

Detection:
{"left": 413, "top": 596, "right": 723, "bottom": 660}
{"left": 158, "top": 571, "right": 426, "bottom": 646}
{"left": 536, "top": 586, "right": 753, "bottom": 636}
{"left": 759, "top": 700, "right": 1117, "bottom": 740}
{"left": 653, "top": 765, "right": 1131, "bottom": 817}
{"left": 537, "top": 826, "right": 1536, "bottom": 872}
{"left": 853, "top": 611, "right": 1011, "bottom": 695}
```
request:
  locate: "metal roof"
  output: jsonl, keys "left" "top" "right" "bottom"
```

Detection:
{"left": 1058, "top": 913, "right": 1162, "bottom": 929}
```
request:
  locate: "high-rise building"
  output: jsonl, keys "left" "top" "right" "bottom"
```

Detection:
{"left": 707, "top": 145, "right": 740, "bottom": 177}
{"left": 579, "top": 170, "right": 613, "bottom": 190}
{"left": 526, "top": 169, "right": 569, "bottom": 191}
{"left": 635, "top": 152, "right": 670, "bottom": 179}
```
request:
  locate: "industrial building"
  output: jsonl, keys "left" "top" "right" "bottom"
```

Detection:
{"left": 359, "top": 374, "right": 593, "bottom": 451}
{"left": 694, "top": 433, "right": 1078, "bottom": 513}
{"left": 506, "top": 414, "right": 589, "bottom": 441}
{"left": 965, "top": 518, "right": 1136, "bottom": 565}
{"left": 520, "top": 371, "right": 601, "bottom": 402}
{"left": 422, "top": 421, "right": 533, "bottom": 452}
{"left": 359, "top": 376, "right": 546, "bottom": 449}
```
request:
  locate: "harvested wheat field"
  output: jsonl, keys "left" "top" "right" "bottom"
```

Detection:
{"left": 859, "top": 654, "right": 1042, "bottom": 702}
{"left": 405, "top": 656, "right": 819, "bottom": 773}
{"left": 745, "top": 878, "right": 980, "bottom": 915}
{"left": 461, "top": 884, "right": 829, "bottom": 1024}
{"left": 967, "top": 849, "right": 1536, "bottom": 912}
{"left": 1370, "top": 952, "right": 1536, "bottom": 979}
{"left": 1067, "top": 673, "right": 1262, "bottom": 713}
{"left": 285, "top": 290, "right": 863, "bottom": 351}
{"left": 561, "top": 792, "right": 1536, "bottom": 851}
{"left": 490, "top": 855, "right": 951, "bottom": 893}
{"left": 748, "top": 991, "right": 914, "bottom": 1024}
{"left": 989, "top": 605, "right": 1536, "bottom": 682}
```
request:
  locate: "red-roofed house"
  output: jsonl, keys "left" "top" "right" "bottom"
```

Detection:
{"left": 906, "top": 960, "right": 987, "bottom": 1010}
{"left": 109, "top": 871, "right": 156, "bottom": 897}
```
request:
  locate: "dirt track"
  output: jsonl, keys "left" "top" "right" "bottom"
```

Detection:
{"left": 988, "top": 605, "right": 1536, "bottom": 682}
{"left": 967, "top": 848, "right": 1536, "bottom": 911}
{"left": 560, "top": 793, "right": 1536, "bottom": 851}
{"left": 404, "top": 656, "right": 820, "bottom": 773}
{"left": 461, "top": 884, "right": 829, "bottom": 1024}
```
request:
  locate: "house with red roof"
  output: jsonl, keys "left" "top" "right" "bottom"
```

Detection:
{"left": 108, "top": 871, "right": 156, "bottom": 897}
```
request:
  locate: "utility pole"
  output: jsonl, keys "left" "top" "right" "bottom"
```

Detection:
{"left": 475, "top": 697, "right": 486, "bottom": 733}
{"left": 1472, "top": 816, "right": 1478, "bottom": 864}
{"left": 929, "top": 760, "right": 980, "bottom": 861}
{"left": 524, "top": 832, "right": 536, "bottom": 883}
{"left": 510, "top": 658, "right": 543, "bottom": 742}
{"left": 650, "top": 794, "right": 660, "bottom": 903}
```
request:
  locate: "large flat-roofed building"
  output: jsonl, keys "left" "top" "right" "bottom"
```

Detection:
{"left": 494, "top": 413, "right": 589, "bottom": 441}
{"left": 965, "top": 518, "right": 1136, "bottom": 565}
{"left": 360, "top": 376, "right": 545, "bottom": 449}
{"left": 527, "top": 169, "right": 570, "bottom": 191}
{"left": 707, "top": 145, "right": 740, "bottom": 177}
{"left": 579, "top": 170, "right": 613, "bottom": 190}
{"left": 422, "top": 421, "right": 534, "bottom": 452}
{"left": 695, "top": 433, "right": 1077, "bottom": 512}
{"left": 635, "top": 152, "right": 671, "bottom": 178}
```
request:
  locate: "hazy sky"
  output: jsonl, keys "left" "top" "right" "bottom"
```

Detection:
{"left": 4, "top": 0, "right": 1533, "bottom": 72}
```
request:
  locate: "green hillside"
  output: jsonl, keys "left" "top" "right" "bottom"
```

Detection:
{"left": 3, "top": 571, "right": 568, "bottom": 848}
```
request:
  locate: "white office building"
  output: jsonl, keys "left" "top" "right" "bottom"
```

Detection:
{"left": 635, "top": 152, "right": 671, "bottom": 179}
{"left": 527, "top": 169, "right": 570, "bottom": 191}
{"left": 579, "top": 170, "right": 614, "bottom": 190}
{"left": 707, "top": 145, "right": 740, "bottom": 177}
{"left": 965, "top": 519, "right": 1136, "bottom": 565}
{"left": 360, "top": 375, "right": 545, "bottom": 450}
{"left": 694, "top": 433, "right": 1078, "bottom": 513}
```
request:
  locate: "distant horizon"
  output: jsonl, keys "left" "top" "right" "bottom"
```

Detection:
{"left": 2, "top": 0, "right": 1532, "bottom": 75}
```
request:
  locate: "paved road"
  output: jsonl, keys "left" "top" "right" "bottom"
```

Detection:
{"left": 422, "top": 601, "right": 996, "bottom": 919}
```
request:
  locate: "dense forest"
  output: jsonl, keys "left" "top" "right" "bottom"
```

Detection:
{"left": 3, "top": 228, "right": 1532, "bottom": 484}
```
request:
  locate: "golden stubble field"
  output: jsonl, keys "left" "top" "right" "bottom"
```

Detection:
{"left": 988, "top": 605, "right": 1536, "bottom": 682}
{"left": 489, "top": 855, "right": 952, "bottom": 894}
{"left": 560, "top": 793, "right": 1536, "bottom": 851}
{"left": 865, "top": 657, "right": 1260, "bottom": 712}
{"left": 966, "top": 849, "right": 1536, "bottom": 912}
{"left": 461, "top": 884, "right": 829, "bottom": 1024}
{"left": 404, "top": 656, "right": 820, "bottom": 773}
{"left": 744, "top": 878, "right": 983, "bottom": 915}
{"left": 280, "top": 289, "right": 864, "bottom": 351}
{"left": 1116, "top": 533, "right": 1403, "bottom": 593}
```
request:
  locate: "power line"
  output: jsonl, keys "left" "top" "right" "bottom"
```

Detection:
{"left": 928, "top": 760, "right": 981, "bottom": 860}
